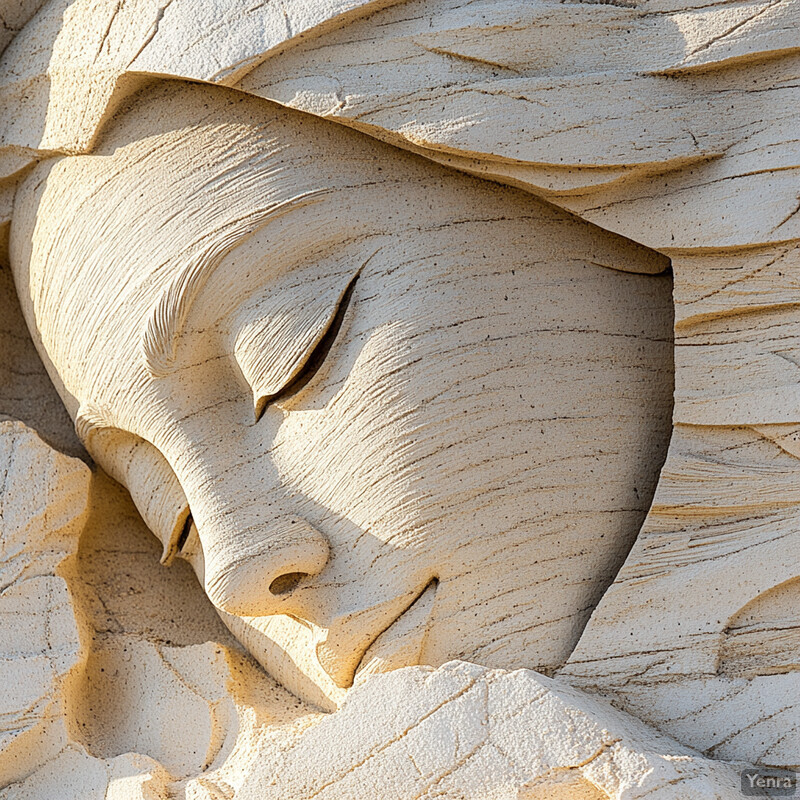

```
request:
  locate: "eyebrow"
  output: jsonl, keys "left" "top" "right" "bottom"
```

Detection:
{"left": 141, "top": 189, "right": 328, "bottom": 377}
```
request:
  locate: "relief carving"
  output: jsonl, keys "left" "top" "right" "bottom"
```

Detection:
{"left": 0, "top": 2, "right": 797, "bottom": 797}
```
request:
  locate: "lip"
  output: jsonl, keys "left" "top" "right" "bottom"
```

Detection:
{"left": 354, "top": 579, "right": 438, "bottom": 686}
{"left": 314, "top": 578, "right": 438, "bottom": 689}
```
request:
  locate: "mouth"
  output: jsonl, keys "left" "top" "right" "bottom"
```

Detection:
{"left": 315, "top": 578, "right": 439, "bottom": 690}
{"left": 354, "top": 578, "right": 438, "bottom": 685}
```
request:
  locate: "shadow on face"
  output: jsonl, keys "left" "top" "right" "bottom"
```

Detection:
{"left": 10, "top": 80, "right": 673, "bottom": 708}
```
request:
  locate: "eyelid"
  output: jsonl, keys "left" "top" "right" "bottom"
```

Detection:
{"left": 231, "top": 245, "right": 381, "bottom": 423}
{"left": 254, "top": 270, "right": 360, "bottom": 420}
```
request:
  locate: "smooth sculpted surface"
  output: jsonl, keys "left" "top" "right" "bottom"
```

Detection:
{"left": 0, "top": 1, "right": 797, "bottom": 798}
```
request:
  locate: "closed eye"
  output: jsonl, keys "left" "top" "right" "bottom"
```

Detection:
{"left": 173, "top": 271, "right": 358, "bottom": 554}
{"left": 254, "top": 271, "right": 359, "bottom": 420}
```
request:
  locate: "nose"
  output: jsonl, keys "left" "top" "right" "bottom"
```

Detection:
{"left": 202, "top": 515, "right": 330, "bottom": 617}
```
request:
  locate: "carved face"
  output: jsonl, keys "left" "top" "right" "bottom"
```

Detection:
{"left": 11, "top": 82, "right": 673, "bottom": 707}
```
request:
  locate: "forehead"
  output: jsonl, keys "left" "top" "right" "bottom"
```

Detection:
{"left": 7, "top": 84, "right": 430, "bottom": 395}
{"left": 15, "top": 78, "right": 524, "bottom": 306}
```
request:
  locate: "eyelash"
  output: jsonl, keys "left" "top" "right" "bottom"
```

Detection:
{"left": 254, "top": 272, "right": 360, "bottom": 421}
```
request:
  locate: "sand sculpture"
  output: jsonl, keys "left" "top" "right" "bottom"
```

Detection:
{"left": 0, "top": 1, "right": 798, "bottom": 797}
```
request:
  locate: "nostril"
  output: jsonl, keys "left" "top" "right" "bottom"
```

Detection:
{"left": 269, "top": 571, "right": 309, "bottom": 596}
{"left": 203, "top": 515, "right": 330, "bottom": 616}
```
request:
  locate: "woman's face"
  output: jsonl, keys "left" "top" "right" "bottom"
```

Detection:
{"left": 11, "top": 83, "right": 673, "bottom": 708}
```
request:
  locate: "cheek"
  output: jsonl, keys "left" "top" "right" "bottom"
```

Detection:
{"left": 266, "top": 269, "right": 551, "bottom": 550}
{"left": 268, "top": 258, "right": 672, "bottom": 571}
{"left": 270, "top": 316, "right": 428, "bottom": 540}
